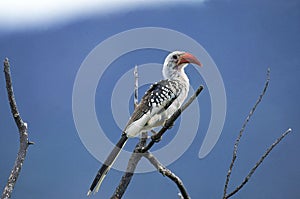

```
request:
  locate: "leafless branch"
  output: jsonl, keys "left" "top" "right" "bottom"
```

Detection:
{"left": 223, "top": 68, "right": 292, "bottom": 198}
{"left": 143, "top": 151, "right": 190, "bottom": 199}
{"left": 225, "top": 128, "right": 292, "bottom": 199}
{"left": 223, "top": 68, "right": 270, "bottom": 198}
{"left": 1, "top": 58, "right": 33, "bottom": 199}
{"left": 110, "top": 66, "right": 146, "bottom": 199}
{"left": 134, "top": 65, "right": 138, "bottom": 109}
{"left": 111, "top": 66, "right": 203, "bottom": 199}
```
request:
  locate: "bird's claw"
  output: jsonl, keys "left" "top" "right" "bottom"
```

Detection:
{"left": 155, "top": 137, "right": 162, "bottom": 142}
{"left": 167, "top": 121, "right": 175, "bottom": 129}
{"left": 152, "top": 135, "right": 162, "bottom": 143}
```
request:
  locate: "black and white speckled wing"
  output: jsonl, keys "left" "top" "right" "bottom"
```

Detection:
{"left": 124, "top": 79, "right": 182, "bottom": 137}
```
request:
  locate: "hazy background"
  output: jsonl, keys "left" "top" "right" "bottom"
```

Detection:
{"left": 0, "top": 0, "right": 299, "bottom": 198}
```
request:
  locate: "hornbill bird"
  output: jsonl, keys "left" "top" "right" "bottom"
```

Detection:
{"left": 87, "top": 51, "right": 202, "bottom": 196}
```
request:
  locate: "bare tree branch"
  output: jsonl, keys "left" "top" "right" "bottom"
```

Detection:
{"left": 111, "top": 67, "right": 203, "bottom": 199}
{"left": 225, "top": 128, "right": 292, "bottom": 199}
{"left": 223, "top": 68, "right": 292, "bottom": 198}
{"left": 223, "top": 68, "right": 270, "bottom": 198}
{"left": 1, "top": 58, "right": 33, "bottom": 199}
{"left": 143, "top": 151, "right": 190, "bottom": 199}
{"left": 134, "top": 65, "right": 138, "bottom": 109}
{"left": 111, "top": 66, "right": 146, "bottom": 199}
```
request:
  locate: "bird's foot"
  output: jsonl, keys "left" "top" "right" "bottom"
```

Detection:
{"left": 151, "top": 134, "right": 162, "bottom": 142}
{"left": 164, "top": 120, "right": 174, "bottom": 129}
{"left": 167, "top": 121, "right": 175, "bottom": 129}
{"left": 150, "top": 130, "right": 162, "bottom": 142}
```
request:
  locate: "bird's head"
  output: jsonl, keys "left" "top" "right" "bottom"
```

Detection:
{"left": 163, "top": 51, "right": 202, "bottom": 80}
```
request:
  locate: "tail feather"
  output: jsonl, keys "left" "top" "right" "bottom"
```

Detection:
{"left": 87, "top": 134, "right": 128, "bottom": 196}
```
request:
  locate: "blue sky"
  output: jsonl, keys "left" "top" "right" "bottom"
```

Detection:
{"left": 0, "top": 0, "right": 299, "bottom": 198}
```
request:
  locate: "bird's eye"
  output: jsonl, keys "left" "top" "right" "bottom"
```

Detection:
{"left": 172, "top": 54, "right": 178, "bottom": 60}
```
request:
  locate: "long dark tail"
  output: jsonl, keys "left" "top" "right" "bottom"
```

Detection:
{"left": 87, "top": 134, "right": 128, "bottom": 196}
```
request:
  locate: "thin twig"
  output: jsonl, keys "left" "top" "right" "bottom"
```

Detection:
{"left": 1, "top": 58, "right": 32, "bottom": 199}
{"left": 143, "top": 151, "right": 190, "bottom": 199}
{"left": 134, "top": 65, "right": 138, "bottom": 109}
{"left": 140, "top": 85, "right": 204, "bottom": 152}
{"left": 225, "top": 128, "right": 292, "bottom": 198}
{"left": 223, "top": 69, "right": 270, "bottom": 198}
{"left": 111, "top": 65, "right": 146, "bottom": 199}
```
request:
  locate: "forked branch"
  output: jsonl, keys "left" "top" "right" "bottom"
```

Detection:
{"left": 223, "top": 68, "right": 292, "bottom": 198}
{"left": 225, "top": 128, "right": 292, "bottom": 198}
{"left": 111, "top": 66, "right": 203, "bottom": 199}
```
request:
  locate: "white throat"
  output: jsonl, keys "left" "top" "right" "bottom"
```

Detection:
{"left": 162, "top": 62, "right": 189, "bottom": 85}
